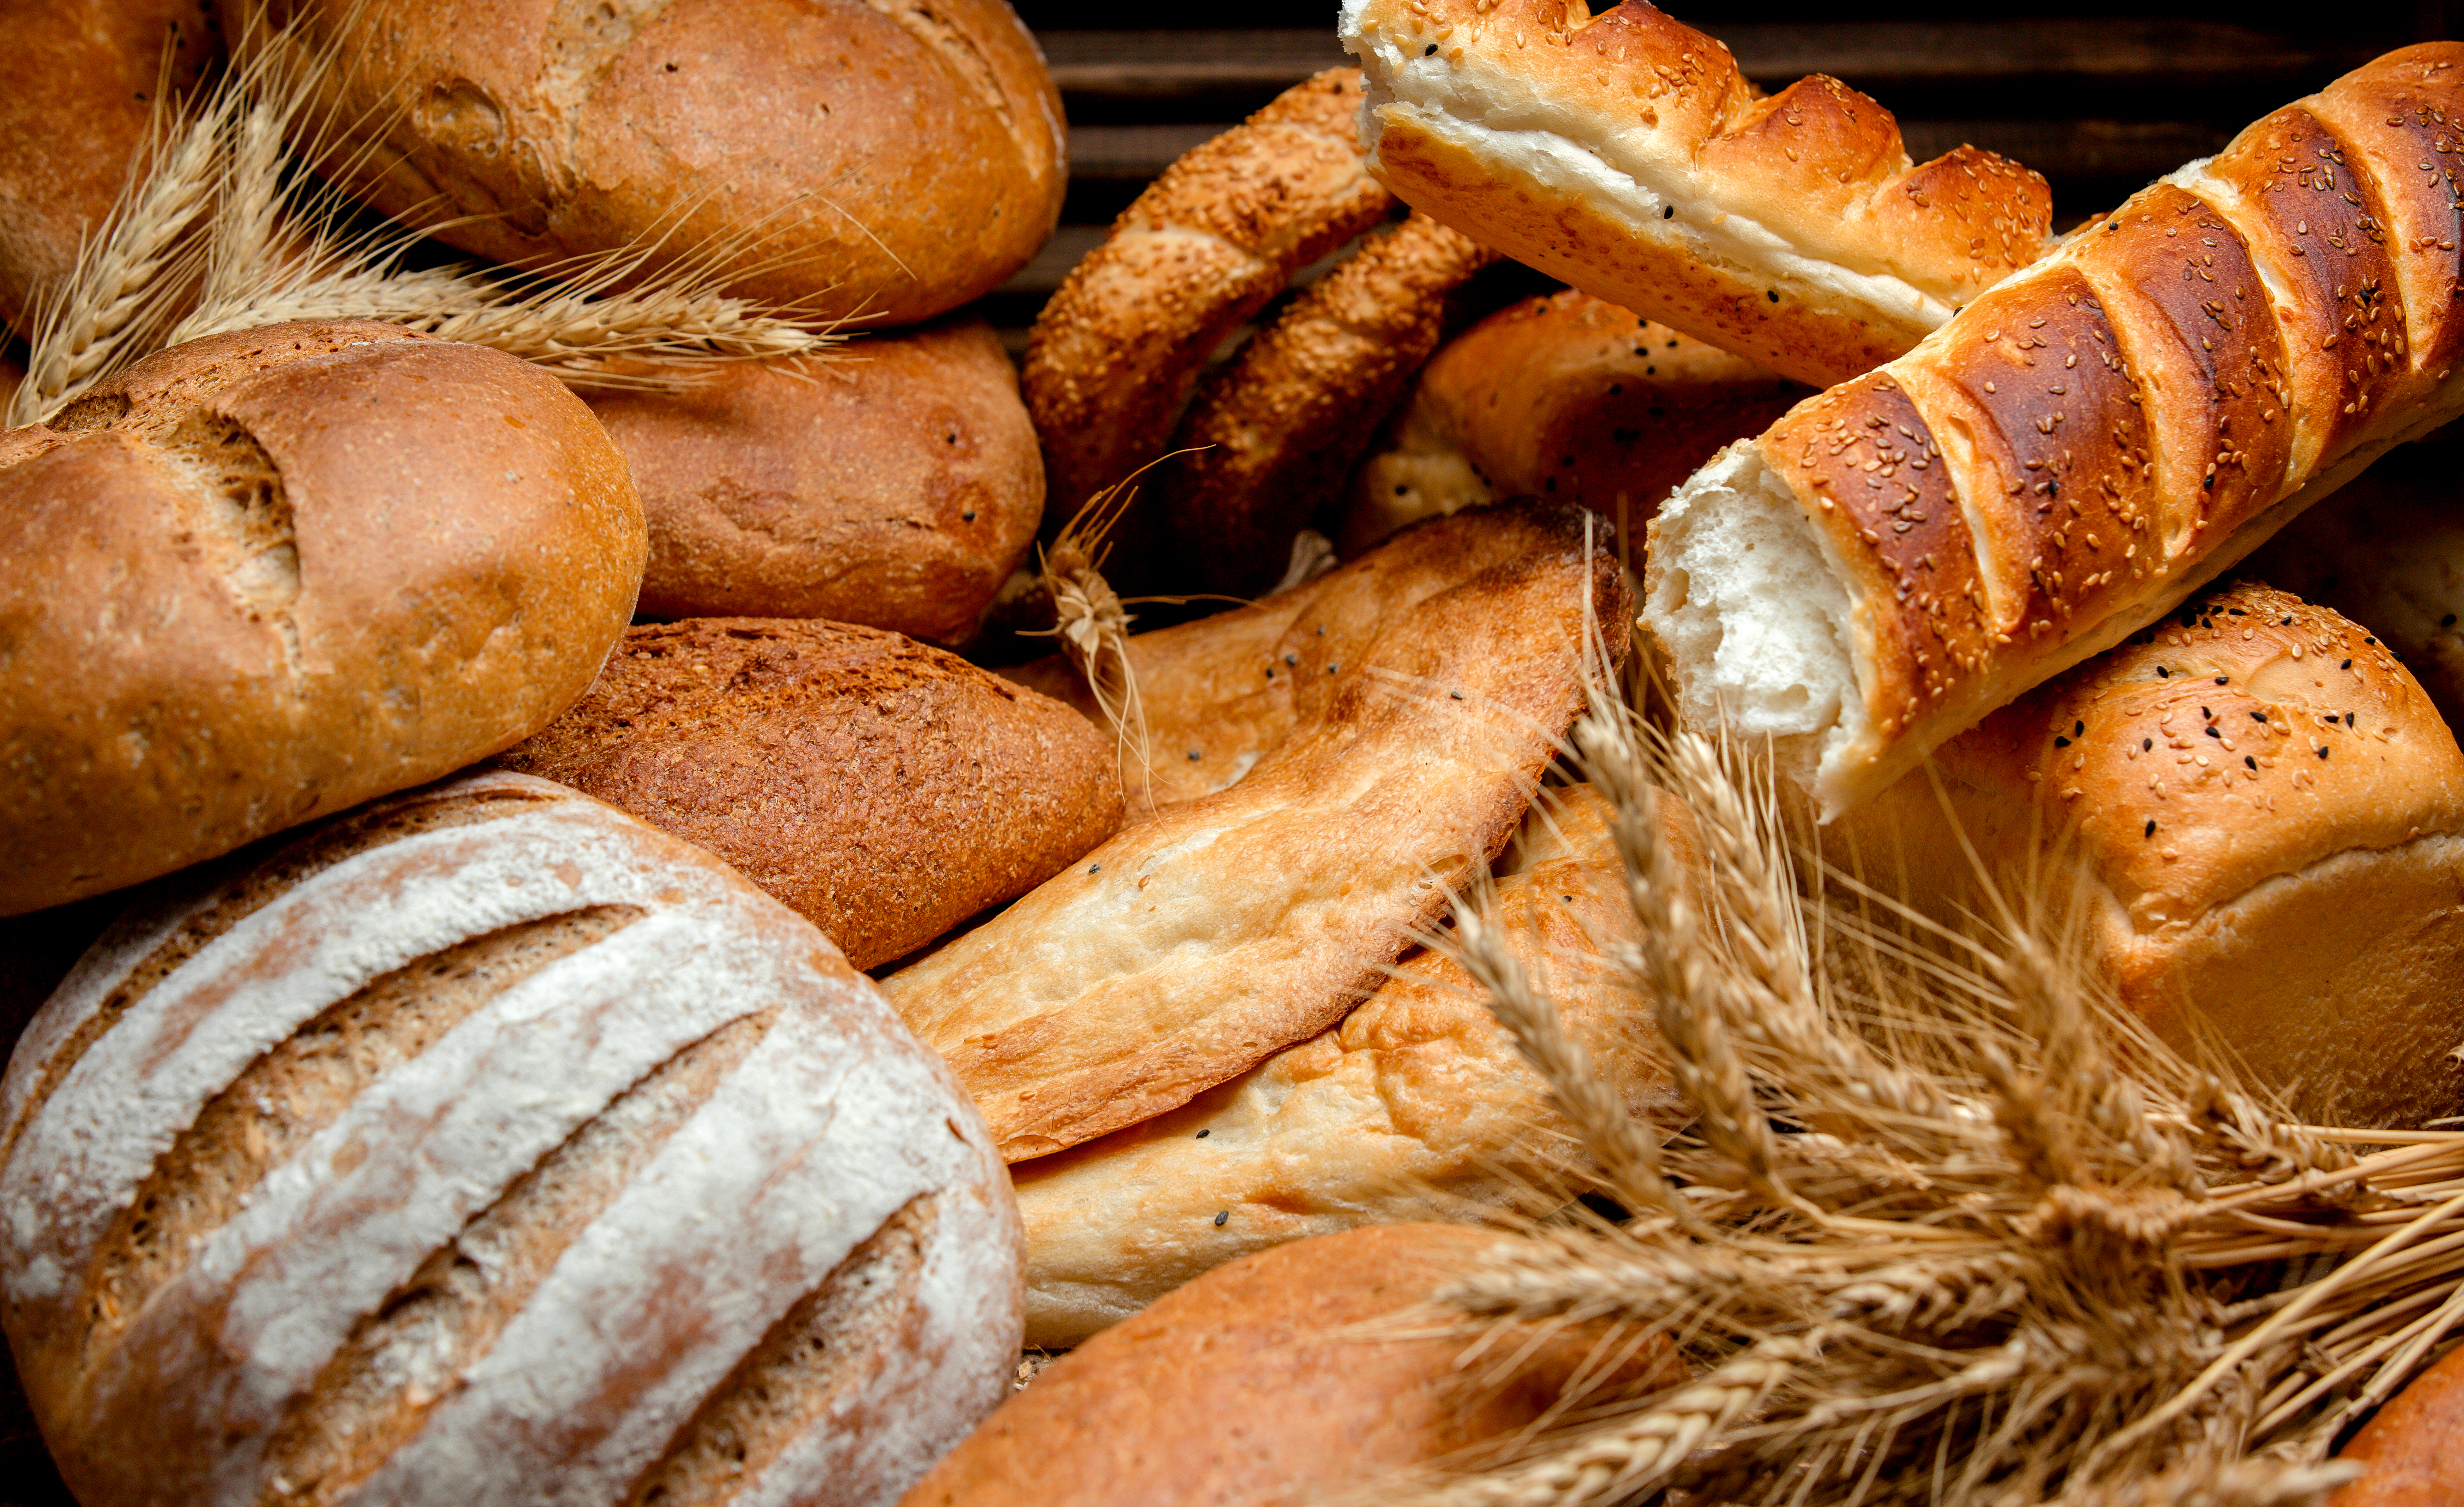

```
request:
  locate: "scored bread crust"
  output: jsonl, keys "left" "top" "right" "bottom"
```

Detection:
{"left": 885, "top": 498, "right": 1630, "bottom": 1163}
{"left": 1340, "top": 0, "right": 2052, "bottom": 387}
{"left": 1647, "top": 43, "right": 2464, "bottom": 819}
{"left": 1023, "top": 67, "right": 1395, "bottom": 516}
{"left": 0, "top": 771, "right": 1021, "bottom": 1507}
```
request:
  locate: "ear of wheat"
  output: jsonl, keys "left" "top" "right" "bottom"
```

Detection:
{"left": 1378, "top": 671, "right": 2464, "bottom": 1507}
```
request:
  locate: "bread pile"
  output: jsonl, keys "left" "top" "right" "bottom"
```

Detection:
{"left": 14, "top": 1, "right": 2464, "bottom": 1501}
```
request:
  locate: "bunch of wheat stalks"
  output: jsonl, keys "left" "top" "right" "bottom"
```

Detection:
{"left": 7, "top": 0, "right": 843, "bottom": 430}
{"left": 1395, "top": 676, "right": 2464, "bottom": 1507}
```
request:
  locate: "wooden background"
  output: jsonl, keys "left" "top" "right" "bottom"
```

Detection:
{"left": 3, "top": 4, "right": 2456, "bottom": 1501}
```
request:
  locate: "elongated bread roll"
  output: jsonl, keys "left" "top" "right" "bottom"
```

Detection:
{"left": 0, "top": 771, "right": 1020, "bottom": 1507}
{"left": 1647, "top": 44, "right": 2464, "bottom": 820}
{"left": 885, "top": 498, "right": 1628, "bottom": 1163}
{"left": 1835, "top": 582, "right": 2464, "bottom": 1129}
{"left": 1013, "top": 785, "right": 1680, "bottom": 1348}
{"left": 1338, "top": 0, "right": 2052, "bottom": 388}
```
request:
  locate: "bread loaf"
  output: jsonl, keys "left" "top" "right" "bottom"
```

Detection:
{"left": 240, "top": 0, "right": 1064, "bottom": 325}
{"left": 1647, "top": 43, "right": 2464, "bottom": 819}
{"left": 0, "top": 0, "right": 217, "bottom": 332}
{"left": 495, "top": 618, "right": 1124, "bottom": 971}
{"left": 1339, "top": 0, "right": 2053, "bottom": 388}
{"left": 0, "top": 771, "right": 1022, "bottom": 1507}
{"left": 902, "top": 1223, "right": 1685, "bottom": 1507}
{"left": 0, "top": 320, "right": 645, "bottom": 917}
{"left": 1013, "top": 785, "right": 1681, "bottom": 1348}
{"left": 2330, "top": 1341, "right": 2464, "bottom": 1506}
{"left": 1834, "top": 582, "right": 2464, "bottom": 1128}
{"left": 1345, "top": 288, "right": 1809, "bottom": 555}
{"left": 887, "top": 498, "right": 1630, "bottom": 1162}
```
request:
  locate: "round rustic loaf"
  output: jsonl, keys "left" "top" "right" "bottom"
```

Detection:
{"left": 0, "top": 770, "right": 1023, "bottom": 1507}
{"left": 588, "top": 320, "right": 1043, "bottom": 642}
{"left": 0, "top": 320, "right": 646, "bottom": 917}
{"left": 242, "top": 0, "right": 1064, "bottom": 326}
{"left": 0, "top": 0, "right": 217, "bottom": 333}
{"left": 2332, "top": 1341, "right": 2464, "bottom": 1506}
{"left": 494, "top": 618, "right": 1124, "bottom": 970}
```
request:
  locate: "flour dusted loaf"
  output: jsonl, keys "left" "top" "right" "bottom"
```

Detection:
{"left": 240, "top": 0, "right": 1063, "bottom": 325}
{"left": 1648, "top": 43, "right": 2464, "bottom": 820}
{"left": 1014, "top": 785, "right": 1682, "bottom": 1348}
{"left": 0, "top": 320, "right": 644, "bottom": 917}
{"left": 1835, "top": 582, "right": 2464, "bottom": 1128}
{"left": 1340, "top": 0, "right": 2052, "bottom": 388}
{"left": 590, "top": 320, "right": 1043, "bottom": 643}
{"left": 0, "top": 771, "right": 1022, "bottom": 1507}
{"left": 495, "top": 619, "right": 1123, "bottom": 971}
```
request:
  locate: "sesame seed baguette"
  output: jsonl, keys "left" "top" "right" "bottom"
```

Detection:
{"left": 1646, "top": 43, "right": 2464, "bottom": 820}
{"left": 1338, "top": 0, "right": 2053, "bottom": 389}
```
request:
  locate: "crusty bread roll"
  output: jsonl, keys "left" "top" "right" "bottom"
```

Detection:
{"left": 0, "top": 0, "right": 217, "bottom": 332}
{"left": 0, "top": 771, "right": 1022, "bottom": 1507}
{"left": 1339, "top": 0, "right": 2052, "bottom": 388}
{"left": 1647, "top": 44, "right": 2464, "bottom": 820}
{"left": 241, "top": 0, "right": 1063, "bottom": 325}
{"left": 1025, "top": 68, "right": 1394, "bottom": 518}
{"left": 2331, "top": 1341, "right": 2464, "bottom": 1506}
{"left": 0, "top": 320, "right": 644, "bottom": 917}
{"left": 1014, "top": 785, "right": 1681, "bottom": 1348}
{"left": 1346, "top": 288, "right": 1809, "bottom": 555}
{"left": 2244, "top": 429, "right": 2464, "bottom": 737}
{"left": 1835, "top": 582, "right": 2464, "bottom": 1128}
{"left": 589, "top": 320, "right": 1043, "bottom": 643}
{"left": 495, "top": 618, "right": 1124, "bottom": 971}
{"left": 903, "top": 1223, "right": 1684, "bottom": 1507}
{"left": 887, "top": 498, "right": 1629, "bottom": 1163}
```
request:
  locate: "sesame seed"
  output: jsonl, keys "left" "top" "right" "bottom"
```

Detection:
{"left": 1196, "top": 1129, "right": 1210, "bottom": 1138}
{"left": 1088, "top": 863, "right": 1101, "bottom": 873}
{"left": 2146, "top": 819, "right": 2158, "bottom": 837}
{"left": 2320, "top": 746, "right": 2331, "bottom": 759}
{"left": 2055, "top": 736, "right": 2071, "bottom": 747}
{"left": 1214, "top": 1211, "right": 1229, "bottom": 1226}
{"left": 2143, "top": 738, "right": 2153, "bottom": 751}
{"left": 1188, "top": 749, "right": 1202, "bottom": 760}
{"left": 2245, "top": 756, "right": 2257, "bottom": 769}
{"left": 1449, "top": 691, "right": 1464, "bottom": 700}
{"left": 2342, "top": 659, "right": 2353, "bottom": 669}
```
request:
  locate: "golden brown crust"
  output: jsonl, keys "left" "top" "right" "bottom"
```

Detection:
{"left": 889, "top": 499, "right": 1630, "bottom": 1162}
{"left": 2333, "top": 1341, "right": 2464, "bottom": 1507}
{"left": 1023, "top": 67, "right": 1394, "bottom": 516}
{"left": 1156, "top": 212, "right": 1497, "bottom": 594}
{"left": 2307, "top": 47, "right": 2464, "bottom": 389}
{"left": 494, "top": 619, "right": 1123, "bottom": 971}
{"left": 586, "top": 320, "right": 1041, "bottom": 644}
{"left": 245, "top": 0, "right": 1064, "bottom": 325}
{"left": 903, "top": 1223, "right": 1686, "bottom": 1507}
{"left": 1342, "top": 0, "right": 2052, "bottom": 387}
{"left": 0, "top": 320, "right": 644, "bottom": 916}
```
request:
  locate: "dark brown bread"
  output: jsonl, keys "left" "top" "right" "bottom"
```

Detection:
{"left": 495, "top": 619, "right": 1124, "bottom": 970}
{"left": 589, "top": 319, "right": 1043, "bottom": 643}
{"left": 2333, "top": 1343, "right": 2464, "bottom": 1507}
{"left": 0, "top": 0, "right": 217, "bottom": 333}
{"left": 240, "top": 0, "right": 1064, "bottom": 326}
{"left": 902, "top": 1223, "right": 1686, "bottom": 1507}
{"left": 0, "top": 320, "right": 644, "bottom": 917}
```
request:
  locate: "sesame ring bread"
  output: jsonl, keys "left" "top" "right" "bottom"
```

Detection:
{"left": 1344, "top": 288, "right": 1809, "bottom": 555}
{"left": 0, "top": 771, "right": 1022, "bottom": 1507}
{"left": 1646, "top": 44, "right": 2464, "bottom": 820}
{"left": 1338, "top": 0, "right": 2054, "bottom": 388}
{"left": 1023, "top": 67, "right": 1397, "bottom": 516}
{"left": 1835, "top": 582, "right": 2464, "bottom": 1129}
{"left": 1150, "top": 211, "right": 1497, "bottom": 594}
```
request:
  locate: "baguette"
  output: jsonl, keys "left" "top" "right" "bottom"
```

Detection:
{"left": 1646, "top": 43, "right": 2464, "bottom": 819}
{"left": 1338, "top": 0, "right": 2052, "bottom": 388}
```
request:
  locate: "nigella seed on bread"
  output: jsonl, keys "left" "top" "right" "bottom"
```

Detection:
{"left": 0, "top": 771, "right": 1022, "bottom": 1507}
{"left": 0, "top": 320, "right": 645, "bottom": 917}
{"left": 495, "top": 619, "right": 1124, "bottom": 971}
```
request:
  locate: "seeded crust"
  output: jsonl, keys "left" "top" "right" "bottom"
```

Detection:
{"left": 1346, "top": 288, "right": 1809, "bottom": 555}
{"left": 1836, "top": 584, "right": 2464, "bottom": 1128}
{"left": 0, "top": 319, "right": 645, "bottom": 915}
{"left": 905, "top": 1222, "right": 1687, "bottom": 1507}
{"left": 1341, "top": 0, "right": 2052, "bottom": 388}
{"left": 1023, "top": 67, "right": 1395, "bottom": 518}
{"left": 1012, "top": 786, "right": 1685, "bottom": 1348}
{"left": 588, "top": 319, "right": 1042, "bottom": 644}
{"left": 1153, "top": 212, "right": 1498, "bottom": 594}
{"left": 494, "top": 618, "right": 1124, "bottom": 970}
{"left": 239, "top": 0, "right": 1064, "bottom": 325}
{"left": 887, "top": 498, "right": 1630, "bottom": 1162}
{"left": 1648, "top": 43, "right": 2464, "bottom": 819}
